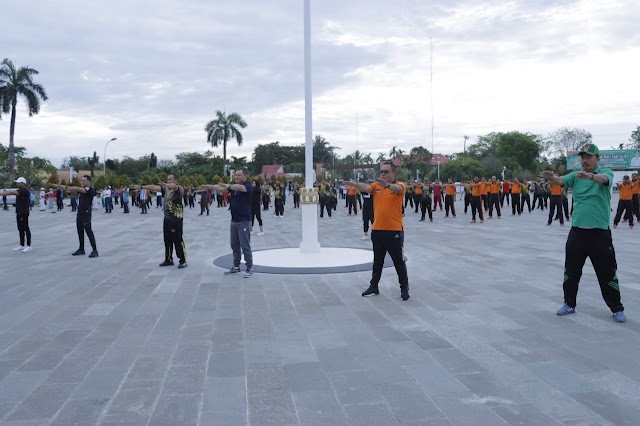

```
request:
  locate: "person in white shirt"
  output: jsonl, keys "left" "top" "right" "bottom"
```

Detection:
{"left": 39, "top": 188, "right": 46, "bottom": 211}
{"left": 156, "top": 190, "right": 162, "bottom": 208}
{"left": 103, "top": 187, "right": 113, "bottom": 213}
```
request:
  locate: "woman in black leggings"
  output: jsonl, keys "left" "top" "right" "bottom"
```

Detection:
{"left": 251, "top": 180, "right": 264, "bottom": 235}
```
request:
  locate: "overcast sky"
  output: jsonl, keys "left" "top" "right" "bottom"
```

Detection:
{"left": 1, "top": 0, "right": 639, "bottom": 168}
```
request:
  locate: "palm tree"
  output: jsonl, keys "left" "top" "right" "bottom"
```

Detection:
{"left": 361, "top": 153, "right": 373, "bottom": 164}
{"left": 0, "top": 58, "right": 48, "bottom": 181}
{"left": 376, "top": 152, "right": 386, "bottom": 163}
{"left": 204, "top": 110, "right": 247, "bottom": 176}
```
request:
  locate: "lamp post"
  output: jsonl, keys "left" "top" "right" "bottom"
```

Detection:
{"left": 463, "top": 135, "right": 469, "bottom": 180}
{"left": 103, "top": 137, "right": 117, "bottom": 177}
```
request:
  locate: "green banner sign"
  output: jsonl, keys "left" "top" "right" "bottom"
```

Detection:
{"left": 567, "top": 149, "right": 640, "bottom": 171}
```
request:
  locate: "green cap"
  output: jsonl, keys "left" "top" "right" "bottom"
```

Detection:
{"left": 578, "top": 143, "right": 599, "bottom": 156}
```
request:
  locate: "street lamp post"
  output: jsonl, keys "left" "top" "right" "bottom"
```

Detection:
{"left": 103, "top": 137, "right": 117, "bottom": 177}
{"left": 463, "top": 135, "right": 469, "bottom": 180}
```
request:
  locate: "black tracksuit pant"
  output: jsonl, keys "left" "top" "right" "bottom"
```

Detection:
{"left": 362, "top": 207, "right": 374, "bottom": 233}
{"left": 548, "top": 195, "right": 563, "bottom": 224}
{"left": 533, "top": 193, "right": 543, "bottom": 210}
{"left": 420, "top": 196, "right": 432, "bottom": 221}
{"left": 252, "top": 204, "right": 263, "bottom": 227}
{"left": 555, "top": 196, "right": 569, "bottom": 220}
{"left": 71, "top": 198, "right": 77, "bottom": 212}
{"left": 500, "top": 192, "right": 510, "bottom": 207}
{"left": 633, "top": 194, "right": 640, "bottom": 221}
{"left": 511, "top": 194, "right": 522, "bottom": 215}
{"left": 471, "top": 196, "right": 484, "bottom": 221}
{"left": 17, "top": 213, "right": 31, "bottom": 247}
{"left": 319, "top": 197, "right": 332, "bottom": 218}
{"left": 563, "top": 227, "right": 623, "bottom": 313}
{"left": 488, "top": 193, "right": 501, "bottom": 217}
{"left": 369, "top": 230, "right": 408, "bottom": 292}
{"left": 348, "top": 195, "right": 358, "bottom": 215}
{"left": 521, "top": 193, "right": 532, "bottom": 213}
{"left": 163, "top": 218, "right": 186, "bottom": 264}
{"left": 445, "top": 194, "right": 456, "bottom": 217}
{"left": 76, "top": 212, "right": 97, "bottom": 251}
{"left": 404, "top": 193, "right": 414, "bottom": 208}
{"left": 613, "top": 199, "right": 634, "bottom": 225}
{"left": 464, "top": 193, "right": 471, "bottom": 214}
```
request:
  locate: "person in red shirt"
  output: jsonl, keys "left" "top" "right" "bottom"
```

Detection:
{"left": 433, "top": 179, "right": 443, "bottom": 211}
{"left": 500, "top": 181, "right": 510, "bottom": 207}
{"left": 344, "top": 161, "right": 410, "bottom": 300}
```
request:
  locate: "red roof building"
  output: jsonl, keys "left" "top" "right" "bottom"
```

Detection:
{"left": 430, "top": 154, "right": 449, "bottom": 166}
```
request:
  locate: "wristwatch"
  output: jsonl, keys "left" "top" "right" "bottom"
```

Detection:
{"left": 590, "top": 173, "right": 595, "bottom": 180}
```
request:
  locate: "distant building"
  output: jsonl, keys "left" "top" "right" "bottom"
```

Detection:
{"left": 257, "top": 165, "right": 301, "bottom": 180}
{"left": 430, "top": 154, "right": 449, "bottom": 166}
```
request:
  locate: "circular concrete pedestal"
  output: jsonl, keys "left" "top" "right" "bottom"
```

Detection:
{"left": 213, "top": 247, "right": 396, "bottom": 274}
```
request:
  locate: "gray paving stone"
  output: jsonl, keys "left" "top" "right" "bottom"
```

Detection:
{"left": 5, "top": 383, "right": 76, "bottom": 421}
{"left": 172, "top": 342, "right": 210, "bottom": 366}
{"left": 569, "top": 391, "right": 640, "bottom": 426}
{"left": 199, "top": 410, "right": 247, "bottom": 426}
{"left": 431, "top": 392, "right": 509, "bottom": 425}
{"left": 162, "top": 365, "right": 205, "bottom": 395}
{"left": 527, "top": 361, "right": 602, "bottom": 394}
{"left": 292, "top": 390, "right": 348, "bottom": 425}
{"left": 278, "top": 340, "right": 320, "bottom": 364}
{"left": 379, "top": 382, "right": 444, "bottom": 422}
{"left": 50, "top": 398, "right": 110, "bottom": 425}
{"left": 148, "top": 394, "right": 199, "bottom": 426}
{"left": 454, "top": 371, "right": 524, "bottom": 406}
{"left": 429, "top": 348, "right": 486, "bottom": 375}
{"left": 315, "top": 347, "right": 358, "bottom": 372}
{"left": 284, "top": 362, "right": 332, "bottom": 392}
{"left": 405, "top": 329, "right": 454, "bottom": 350}
{"left": 491, "top": 403, "right": 561, "bottom": 426}
{"left": 104, "top": 382, "right": 162, "bottom": 421}
{"left": 203, "top": 377, "right": 246, "bottom": 411}
{"left": 0, "top": 371, "right": 48, "bottom": 403}
{"left": 246, "top": 362, "right": 298, "bottom": 425}
{"left": 343, "top": 402, "right": 399, "bottom": 425}
{"left": 71, "top": 367, "right": 126, "bottom": 400}
{"left": 328, "top": 370, "right": 385, "bottom": 405}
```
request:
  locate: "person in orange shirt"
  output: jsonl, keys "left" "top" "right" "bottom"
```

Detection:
{"left": 443, "top": 178, "right": 457, "bottom": 218}
{"left": 631, "top": 173, "right": 640, "bottom": 221}
{"left": 462, "top": 177, "right": 484, "bottom": 223}
{"left": 347, "top": 184, "right": 358, "bottom": 216}
{"left": 480, "top": 178, "right": 489, "bottom": 211}
{"left": 547, "top": 177, "right": 564, "bottom": 226}
{"left": 344, "top": 161, "right": 410, "bottom": 301}
{"left": 487, "top": 176, "right": 501, "bottom": 219}
{"left": 413, "top": 182, "right": 423, "bottom": 214}
{"left": 613, "top": 175, "right": 634, "bottom": 228}
{"left": 506, "top": 178, "right": 523, "bottom": 216}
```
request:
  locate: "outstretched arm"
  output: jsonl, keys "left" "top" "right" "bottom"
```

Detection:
{"left": 342, "top": 181, "right": 373, "bottom": 194}
{"left": 0, "top": 190, "right": 19, "bottom": 196}
{"left": 51, "top": 184, "right": 91, "bottom": 194}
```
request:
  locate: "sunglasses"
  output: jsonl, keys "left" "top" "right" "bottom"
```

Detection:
{"left": 380, "top": 170, "right": 392, "bottom": 175}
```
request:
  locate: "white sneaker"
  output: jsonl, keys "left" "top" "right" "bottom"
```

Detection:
{"left": 257, "top": 231, "right": 264, "bottom": 236}
{"left": 13, "top": 246, "right": 24, "bottom": 251}
{"left": 361, "top": 235, "right": 369, "bottom": 240}
{"left": 22, "top": 246, "right": 32, "bottom": 252}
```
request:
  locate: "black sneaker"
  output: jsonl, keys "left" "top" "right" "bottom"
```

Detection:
{"left": 72, "top": 249, "right": 85, "bottom": 256}
{"left": 178, "top": 262, "right": 188, "bottom": 269}
{"left": 361, "top": 287, "right": 379, "bottom": 296}
{"left": 159, "top": 260, "right": 174, "bottom": 267}
{"left": 401, "top": 287, "right": 410, "bottom": 301}
{"left": 88, "top": 250, "right": 99, "bottom": 258}
{"left": 224, "top": 267, "right": 241, "bottom": 275}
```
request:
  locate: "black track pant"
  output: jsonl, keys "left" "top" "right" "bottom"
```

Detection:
{"left": 511, "top": 194, "right": 522, "bottom": 215}
{"left": 563, "top": 227, "right": 623, "bottom": 313}
{"left": 633, "top": 194, "right": 640, "bottom": 221}
{"left": 163, "top": 219, "right": 186, "bottom": 264}
{"left": 362, "top": 207, "right": 374, "bottom": 233}
{"left": 445, "top": 195, "right": 456, "bottom": 217}
{"left": 521, "top": 193, "right": 532, "bottom": 213}
{"left": 464, "top": 194, "right": 471, "bottom": 213}
{"left": 488, "top": 193, "right": 501, "bottom": 217}
{"left": 500, "top": 192, "right": 510, "bottom": 207}
{"left": 548, "top": 195, "right": 563, "bottom": 224}
{"left": 420, "top": 197, "right": 432, "bottom": 221}
{"left": 471, "top": 196, "right": 484, "bottom": 220}
{"left": 533, "top": 193, "right": 543, "bottom": 209}
{"left": 17, "top": 213, "right": 31, "bottom": 247}
{"left": 275, "top": 199, "right": 284, "bottom": 216}
{"left": 404, "top": 194, "right": 414, "bottom": 208}
{"left": 555, "top": 196, "right": 569, "bottom": 220}
{"left": 369, "top": 230, "right": 408, "bottom": 292}
{"left": 348, "top": 195, "right": 358, "bottom": 214}
{"left": 252, "top": 205, "right": 263, "bottom": 227}
{"left": 76, "top": 212, "right": 97, "bottom": 251}
{"left": 613, "top": 199, "right": 634, "bottom": 225}
{"left": 293, "top": 194, "right": 300, "bottom": 208}
{"left": 319, "top": 198, "right": 332, "bottom": 217}
{"left": 481, "top": 194, "right": 488, "bottom": 210}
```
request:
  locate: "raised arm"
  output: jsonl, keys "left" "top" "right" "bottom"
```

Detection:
{"left": 342, "top": 181, "right": 373, "bottom": 194}
{"left": 51, "top": 184, "right": 91, "bottom": 194}
{"left": 0, "top": 190, "right": 19, "bottom": 196}
{"left": 540, "top": 172, "right": 565, "bottom": 186}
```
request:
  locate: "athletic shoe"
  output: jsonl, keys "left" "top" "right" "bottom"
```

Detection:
{"left": 72, "top": 249, "right": 85, "bottom": 256}
{"left": 244, "top": 269, "right": 254, "bottom": 278}
{"left": 471, "top": 220, "right": 476, "bottom": 223}
{"left": 401, "top": 287, "right": 410, "bottom": 301}
{"left": 224, "top": 267, "right": 241, "bottom": 275}
{"left": 613, "top": 223, "right": 617, "bottom": 228}
{"left": 22, "top": 246, "right": 32, "bottom": 253}
{"left": 556, "top": 304, "right": 575, "bottom": 316}
{"left": 613, "top": 311, "right": 626, "bottom": 323}
{"left": 178, "top": 262, "right": 188, "bottom": 269}
{"left": 361, "top": 287, "right": 379, "bottom": 296}
{"left": 12, "top": 245, "right": 24, "bottom": 251}
{"left": 88, "top": 250, "right": 99, "bottom": 258}
{"left": 159, "top": 260, "right": 174, "bottom": 267}
{"left": 361, "top": 235, "right": 370, "bottom": 240}
{"left": 257, "top": 231, "right": 264, "bottom": 236}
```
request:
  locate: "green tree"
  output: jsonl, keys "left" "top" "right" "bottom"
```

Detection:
{"left": 312, "top": 135, "right": 338, "bottom": 164}
{"left": 205, "top": 110, "right": 247, "bottom": 176}
{"left": 439, "top": 157, "right": 486, "bottom": 181}
{"left": 629, "top": 126, "right": 640, "bottom": 148}
{"left": 95, "top": 175, "right": 107, "bottom": 189}
{"left": 0, "top": 58, "right": 48, "bottom": 181}
{"left": 119, "top": 175, "right": 130, "bottom": 188}
{"left": 211, "top": 175, "right": 222, "bottom": 184}
{"left": 47, "top": 171, "right": 60, "bottom": 185}
{"left": 547, "top": 127, "right": 592, "bottom": 157}
{"left": 87, "top": 151, "right": 99, "bottom": 178}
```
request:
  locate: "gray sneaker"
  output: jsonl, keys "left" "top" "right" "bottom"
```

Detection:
{"left": 244, "top": 269, "right": 254, "bottom": 278}
{"left": 224, "top": 267, "right": 241, "bottom": 275}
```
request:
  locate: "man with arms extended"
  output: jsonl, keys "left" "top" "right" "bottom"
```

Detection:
{"left": 52, "top": 176, "right": 99, "bottom": 258}
{"left": 543, "top": 143, "right": 626, "bottom": 322}
{"left": 344, "top": 161, "right": 410, "bottom": 300}
{"left": 0, "top": 177, "right": 33, "bottom": 252}
{"left": 136, "top": 174, "right": 187, "bottom": 268}
{"left": 202, "top": 168, "right": 254, "bottom": 278}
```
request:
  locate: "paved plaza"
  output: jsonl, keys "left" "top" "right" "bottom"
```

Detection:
{"left": 0, "top": 195, "right": 639, "bottom": 425}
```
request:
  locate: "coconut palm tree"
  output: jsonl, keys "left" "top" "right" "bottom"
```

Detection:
{"left": 0, "top": 58, "right": 48, "bottom": 181}
{"left": 204, "top": 110, "right": 247, "bottom": 176}
{"left": 376, "top": 152, "right": 386, "bottom": 162}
